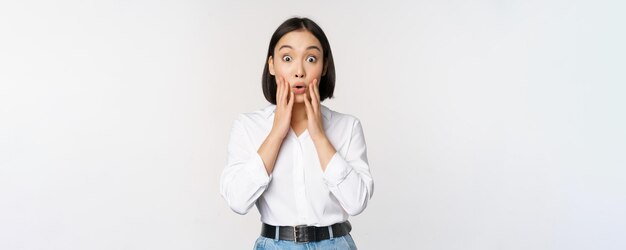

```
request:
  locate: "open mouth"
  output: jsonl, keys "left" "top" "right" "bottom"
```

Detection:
{"left": 293, "top": 85, "right": 306, "bottom": 94}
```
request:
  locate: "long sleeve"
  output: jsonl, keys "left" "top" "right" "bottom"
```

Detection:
{"left": 322, "top": 119, "right": 374, "bottom": 216}
{"left": 219, "top": 115, "right": 272, "bottom": 215}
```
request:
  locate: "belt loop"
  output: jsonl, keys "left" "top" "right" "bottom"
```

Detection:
{"left": 275, "top": 226, "right": 280, "bottom": 241}
{"left": 328, "top": 225, "right": 334, "bottom": 239}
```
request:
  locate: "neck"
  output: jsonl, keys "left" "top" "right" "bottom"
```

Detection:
{"left": 290, "top": 103, "right": 307, "bottom": 124}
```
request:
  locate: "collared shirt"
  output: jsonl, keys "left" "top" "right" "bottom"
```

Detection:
{"left": 220, "top": 104, "right": 374, "bottom": 227}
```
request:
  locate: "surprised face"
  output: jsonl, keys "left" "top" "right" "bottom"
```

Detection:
{"left": 268, "top": 29, "right": 325, "bottom": 104}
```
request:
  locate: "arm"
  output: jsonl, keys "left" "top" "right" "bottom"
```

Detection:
{"left": 321, "top": 119, "right": 374, "bottom": 216}
{"left": 219, "top": 116, "right": 272, "bottom": 215}
{"left": 220, "top": 77, "right": 294, "bottom": 214}
{"left": 258, "top": 75, "right": 294, "bottom": 174}
{"left": 303, "top": 80, "right": 374, "bottom": 215}
{"left": 257, "top": 128, "right": 288, "bottom": 175}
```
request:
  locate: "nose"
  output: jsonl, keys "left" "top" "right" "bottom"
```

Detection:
{"left": 294, "top": 61, "right": 305, "bottom": 78}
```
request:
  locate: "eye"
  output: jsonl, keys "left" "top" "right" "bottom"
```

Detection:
{"left": 282, "top": 55, "right": 292, "bottom": 62}
{"left": 306, "top": 56, "right": 317, "bottom": 63}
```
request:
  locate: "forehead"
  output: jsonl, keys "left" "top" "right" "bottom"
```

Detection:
{"left": 275, "top": 30, "right": 322, "bottom": 51}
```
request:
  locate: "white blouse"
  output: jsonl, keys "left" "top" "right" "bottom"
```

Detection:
{"left": 219, "top": 104, "right": 374, "bottom": 227}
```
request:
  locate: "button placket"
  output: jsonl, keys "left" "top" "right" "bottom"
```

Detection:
{"left": 292, "top": 136, "right": 308, "bottom": 223}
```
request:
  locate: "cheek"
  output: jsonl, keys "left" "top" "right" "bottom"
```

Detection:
{"left": 272, "top": 63, "right": 287, "bottom": 76}
{"left": 308, "top": 64, "right": 324, "bottom": 77}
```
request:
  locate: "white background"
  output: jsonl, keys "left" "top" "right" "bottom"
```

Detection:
{"left": 1, "top": 0, "right": 625, "bottom": 249}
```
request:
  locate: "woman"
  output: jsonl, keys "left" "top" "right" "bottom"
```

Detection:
{"left": 220, "top": 17, "right": 374, "bottom": 249}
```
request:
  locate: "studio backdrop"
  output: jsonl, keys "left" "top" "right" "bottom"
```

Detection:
{"left": 1, "top": 0, "right": 625, "bottom": 249}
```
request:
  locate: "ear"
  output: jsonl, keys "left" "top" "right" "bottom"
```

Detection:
{"left": 322, "top": 61, "right": 328, "bottom": 76}
{"left": 268, "top": 56, "right": 275, "bottom": 76}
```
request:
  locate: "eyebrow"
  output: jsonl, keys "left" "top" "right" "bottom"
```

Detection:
{"left": 278, "top": 45, "right": 321, "bottom": 52}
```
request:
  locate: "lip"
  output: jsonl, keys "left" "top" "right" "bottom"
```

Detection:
{"left": 292, "top": 85, "right": 306, "bottom": 94}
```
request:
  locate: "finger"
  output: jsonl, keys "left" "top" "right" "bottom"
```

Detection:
{"left": 309, "top": 82, "right": 319, "bottom": 114}
{"left": 287, "top": 87, "right": 294, "bottom": 109}
{"left": 280, "top": 77, "right": 288, "bottom": 106}
{"left": 303, "top": 86, "right": 314, "bottom": 117}
{"left": 313, "top": 79, "right": 321, "bottom": 104}
{"left": 282, "top": 77, "right": 290, "bottom": 105}
{"left": 313, "top": 79, "right": 321, "bottom": 112}
{"left": 276, "top": 77, "right": 283, "bottom": 106}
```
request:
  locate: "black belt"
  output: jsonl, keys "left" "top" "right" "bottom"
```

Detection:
{"left": 261, "top": 221, "right": 352, "bottom": 243}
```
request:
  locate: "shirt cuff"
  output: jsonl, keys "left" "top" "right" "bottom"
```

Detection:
{"left": 245, "top": 153, "right": 272, "bottom": 186}
{"left": 322, "top": 152, "right": 353, "bottom": 187}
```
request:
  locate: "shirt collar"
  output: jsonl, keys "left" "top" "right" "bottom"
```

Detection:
{"left": 262, "top": 104, "right": 332, "bottom": 121}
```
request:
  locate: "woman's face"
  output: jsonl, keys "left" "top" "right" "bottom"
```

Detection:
{"left": 269, "top": 29, "right": 325, "bottom": 104}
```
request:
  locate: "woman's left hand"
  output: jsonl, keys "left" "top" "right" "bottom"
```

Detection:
{"left": 304, "top": 78, "right": 337, "bottom": 170}
{"left": 303, "top": 78, "right": 327, "bottom": 142}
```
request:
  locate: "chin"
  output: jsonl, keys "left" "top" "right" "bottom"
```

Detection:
{"left": 294, "top": 95, "right": 307, "bottom": 103}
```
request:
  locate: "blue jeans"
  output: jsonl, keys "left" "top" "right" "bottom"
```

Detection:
{"left": 253, "top": 234, "right": 358, "bottom": 249}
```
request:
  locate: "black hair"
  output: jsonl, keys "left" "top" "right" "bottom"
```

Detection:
{"left": 262, "top": 17, "right": 335, "bottom": 104}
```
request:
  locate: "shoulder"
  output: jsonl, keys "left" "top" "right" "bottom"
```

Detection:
{"left": 322, "top": 106, "right": 367, "bottom": 145}
{"left": 229, "top": 105, "right": 275, "bottom": 139}
{"left": 235, "top": 105, "right": 275, "bottom": 124}
{"left": 322, "top": 105, "right": 362, "bottom": 128}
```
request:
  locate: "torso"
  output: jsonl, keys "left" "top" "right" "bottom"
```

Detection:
{"left": 233, "top": 104, "right": 367, "bottom": 226}
{"left": 290, "top": 120, "right": 308, "bottom": 137}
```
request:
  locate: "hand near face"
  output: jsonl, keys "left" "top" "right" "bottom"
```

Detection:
{"left": 271, "top": 76, "right": 294, "bottom": 140}
{"left": 303, "top": 79, "right": 327, "bottom": 142}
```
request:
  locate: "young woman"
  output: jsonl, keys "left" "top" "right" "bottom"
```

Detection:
{"left": 220, "top": 17, "right": 374, "bottom": 249}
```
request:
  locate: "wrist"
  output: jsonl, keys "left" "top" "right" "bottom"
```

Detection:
{"left": 267, "top": 129, "right": 287, "bottom": 142}
{"left": 311, "top": 134, "right": 329, "bottom": 144}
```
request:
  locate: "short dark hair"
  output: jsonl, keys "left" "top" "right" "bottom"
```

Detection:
{"left": 262, "top": 17, "right": 336, "bottom": 104}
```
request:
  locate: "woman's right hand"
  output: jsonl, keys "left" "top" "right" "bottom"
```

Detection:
{"left": 270, "top": 76, "right": 294, "bottom": 140}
